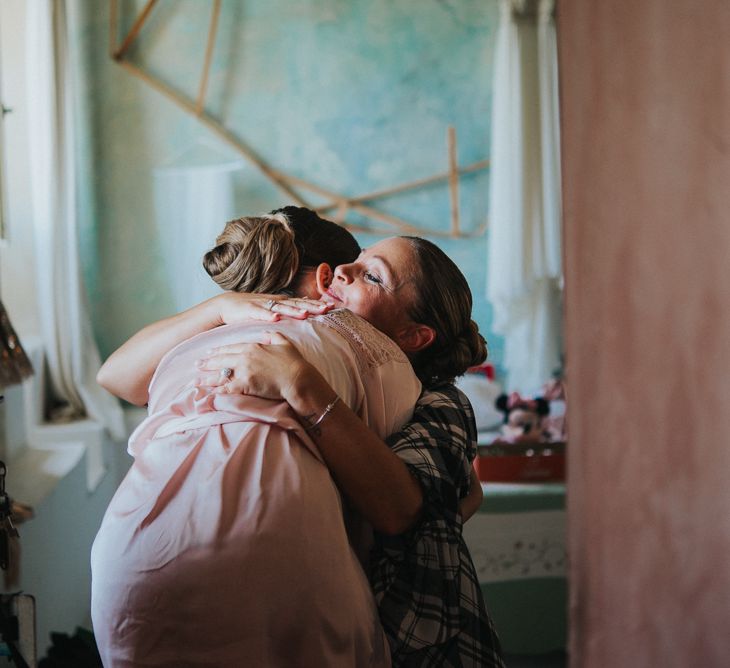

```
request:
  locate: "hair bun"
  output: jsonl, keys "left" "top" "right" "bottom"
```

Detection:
{"left": 431, "top": 320, "right": 487, "bottom": 383}
{"left": 202, "top": 214, "right": 299, "bottom": 294}
{"left": 461, "top": 320, "right": 488, "bottom": 369}
{"left": 402, "top": 237, "right": 488, "bottom": 386}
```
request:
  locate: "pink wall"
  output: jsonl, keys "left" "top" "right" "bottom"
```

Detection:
{"left": 557, "top": 1, "right": 730, "bottom": 666}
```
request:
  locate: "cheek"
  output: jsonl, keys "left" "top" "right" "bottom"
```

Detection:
{"left": 348, "top": 292, "right": 380, "bottom": 321}
{"left": 340, "top": 284, "right": 372, "bottom": 316}
{"left": 344, "top": 285, "right": 367, "bottom": 309}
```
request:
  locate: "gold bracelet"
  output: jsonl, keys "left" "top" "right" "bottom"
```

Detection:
{"left": 304, "top": 395, "right": 341, "bottom": 431}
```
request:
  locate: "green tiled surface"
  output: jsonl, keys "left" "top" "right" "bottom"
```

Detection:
{"left": 480, "top": 482, "right": 566, "bottom": 513}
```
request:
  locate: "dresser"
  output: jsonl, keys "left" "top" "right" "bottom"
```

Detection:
{"left": 463, "top": 482, "right": 567, "bottom": 654}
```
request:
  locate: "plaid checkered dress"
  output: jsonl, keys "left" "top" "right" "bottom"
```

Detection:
{"left": 370, "top": 384, "right": 505, "bottom": 668}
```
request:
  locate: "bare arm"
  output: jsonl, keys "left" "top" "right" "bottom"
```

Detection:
{"left": 196, "top": 333, "right": 423, "bottom": 535}
{"left": 97, "top": 293, "right": 331, "bottom": 406}
{"left": 97, "top": 297, "right": 223, "bottom": 406}
{"left": 283, "top": 363, "right": 424, "bottom": 535}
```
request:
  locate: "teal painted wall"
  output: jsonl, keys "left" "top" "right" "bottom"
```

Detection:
{"left": 73, "top": 0, "right": 504, "bottom": 369}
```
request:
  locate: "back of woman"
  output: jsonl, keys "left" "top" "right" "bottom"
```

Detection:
{"left": 91, "top": 308, "right": 420, "bottom": 667}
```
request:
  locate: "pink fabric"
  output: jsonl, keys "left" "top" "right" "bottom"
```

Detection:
{"left": 91, "top": 310, "right": 420, "bottom": 667}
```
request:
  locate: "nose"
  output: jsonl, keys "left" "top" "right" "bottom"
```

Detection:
{"left": 334, "top": 263, "right": 354, "bottom": 284}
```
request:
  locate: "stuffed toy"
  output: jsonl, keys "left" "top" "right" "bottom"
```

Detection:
{"left": 541, "top": 376, "right": 567, "bottom": 441}
{"left": 495, "top": 392, "right": 551, "bottom": 443}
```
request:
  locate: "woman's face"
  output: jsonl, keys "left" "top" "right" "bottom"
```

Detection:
{"left": 322, "top": 237, "right": 419, "bottom": 341}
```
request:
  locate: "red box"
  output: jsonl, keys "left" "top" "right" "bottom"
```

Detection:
{"left": 474, "top": 442, "right": 566, "bottom": 483}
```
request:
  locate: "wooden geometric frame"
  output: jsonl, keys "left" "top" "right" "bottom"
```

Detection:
{"left": 109, "top": 0, "right": 489, "bottom": 237}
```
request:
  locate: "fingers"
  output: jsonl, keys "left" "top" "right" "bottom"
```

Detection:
{"left": 194, "top": 369, "right": 228, "bottom": 387}
{"left": 267, "top": 331, "right": 292, "bottom": 346}
{"left": 220, "top": 292, "right": 333, "bottom": 326}
{"left": 196, "top": 352, "right": 252, "bottom": 373}
{"left": 194, "top": 331, "right": 300, "bottom": 400}
{"left": 267, "top": 298, "right": 332, "bottom": 320}
{"left": 279, "top": 297, "right": 331, "bottom": 312}
{"left": 195, "top": 363, "right": 248, "bottom": 394}
{"left": 203, "top": 331, "right": 292, "bottom": 357}
{"left": 210, "top": 379, "right": 245, "bottom": 394}
{"left": 203, "top": 341, "right": 269, "bottom": 359}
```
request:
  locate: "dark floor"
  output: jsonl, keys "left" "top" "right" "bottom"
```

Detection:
{"left": 504, "top": 650, "right": 567, "bottom": 667}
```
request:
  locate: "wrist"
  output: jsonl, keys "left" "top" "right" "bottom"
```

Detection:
{"left": 207, "top": 292, "right": 238, "bottom": 327}
{"left": 302, "top": 395, "right": 341, "bottom": 433}
{"left": 285, "top": 361, "right": 334, "bottom": 417}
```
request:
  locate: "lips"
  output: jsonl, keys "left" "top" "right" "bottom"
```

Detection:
{"left": 324, "top": 289, "right": 342, "bottom": 303}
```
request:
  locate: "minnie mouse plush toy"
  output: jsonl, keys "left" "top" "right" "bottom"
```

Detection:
{"left": 495, "top": 392, "right": 550, "bottom": 443}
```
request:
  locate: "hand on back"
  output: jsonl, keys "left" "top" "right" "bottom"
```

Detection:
{"left": 215, "top": 291, "right": 333, "bottom": 326}
{"left": 195, "top": 331, "right": 310, "bottom": 404}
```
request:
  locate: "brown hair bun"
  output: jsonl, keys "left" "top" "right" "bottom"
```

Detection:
{"left": 403, "top": 237, "right": 488, "bottom": 386}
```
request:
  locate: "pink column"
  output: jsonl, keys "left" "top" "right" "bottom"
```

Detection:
{"left": 557, "top": 1, "right": 730, "bottom": 666}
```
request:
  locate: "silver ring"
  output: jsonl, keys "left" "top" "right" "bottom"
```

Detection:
{"left": 265, "top": 299, "right": 277, "bottom": 312}
{"left": 220, "top": 367, "right": 233, "bottom": 379}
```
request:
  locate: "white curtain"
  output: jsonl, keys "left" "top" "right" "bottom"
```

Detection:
{"left": 26, "top": 0, "right": 125, "bottom": 440}
{"left": 487, "top": 0, "right": 563, "bottom": 394}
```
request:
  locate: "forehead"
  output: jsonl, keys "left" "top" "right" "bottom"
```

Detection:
{"left": 362, "top": 237, "right": 416, "bottom": 268}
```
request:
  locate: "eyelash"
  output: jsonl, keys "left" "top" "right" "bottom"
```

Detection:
{"left": 364, "top": 271, "right": 382, "bottom": 285}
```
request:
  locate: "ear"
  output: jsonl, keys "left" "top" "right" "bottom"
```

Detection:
{"left": 314, "top": 263, "right": 333, "bottom": 296}
{"left": 395, "top": 323, "right": 436, "bottom": 354}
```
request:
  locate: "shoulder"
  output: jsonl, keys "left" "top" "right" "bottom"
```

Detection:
{"left": 390, "top": 383, "right": 476, "bottom": 452}
{"left": 386, "top": 382, "right": 477, "bottom": 497}
{"left": 315, "top": 308, "right": 411, "bottom": 374}
{"left": 388, "top": 383, "right": 477, "bottom": 468}
{"left": 415, "top": 383, "right": 475, "bottom": 418}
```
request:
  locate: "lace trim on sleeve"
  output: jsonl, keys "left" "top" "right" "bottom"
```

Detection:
{"left": 317, "top": 308, "right": 410, "bottom": 375}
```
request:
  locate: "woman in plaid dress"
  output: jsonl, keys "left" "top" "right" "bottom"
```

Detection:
{"left": 206, "top": 238, "right": 505, "bottom": 667}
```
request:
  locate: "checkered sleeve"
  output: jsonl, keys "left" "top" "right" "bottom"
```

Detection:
{"left": 386, "top": 385, "right": 477, "bottom": 514}
{"left": 369, "top": 384, "right": 505, "bottom": 668}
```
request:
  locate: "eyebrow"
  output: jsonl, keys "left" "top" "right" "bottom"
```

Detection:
{"left": 369, "top": 254, "right": 395, "bottom": 283}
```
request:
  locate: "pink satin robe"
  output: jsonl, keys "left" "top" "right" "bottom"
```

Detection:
{"left": 91, "top": 309, "right": 421, "bottom": 667}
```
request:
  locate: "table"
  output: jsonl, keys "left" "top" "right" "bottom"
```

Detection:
{"left": 462, "top": 482, "right": 567, "bottom": 654}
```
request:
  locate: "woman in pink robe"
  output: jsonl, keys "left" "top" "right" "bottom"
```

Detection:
{"left": 92, "top": 211, "right": 417, "bottom": 667}
{"left": 91, "top": 308, "right": 420, "bottom": 667}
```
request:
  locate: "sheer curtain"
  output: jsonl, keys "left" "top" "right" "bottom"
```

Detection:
{"left": 487, "top": 0, "right": 563, "bottom": 394}
{"left": 26, "top": 0, "right": 125, "bottom": 439}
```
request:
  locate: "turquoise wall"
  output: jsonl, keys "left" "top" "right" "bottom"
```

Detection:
{"left": 73, "top": 0, "right": 504, "bottom": 369}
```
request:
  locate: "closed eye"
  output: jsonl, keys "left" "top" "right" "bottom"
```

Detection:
{"left": 364, "top": 271, "right": 382, "bottom": 284}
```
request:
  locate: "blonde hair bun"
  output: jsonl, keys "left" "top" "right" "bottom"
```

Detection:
{"left": 203, "top": 214, "right": 299, "bottom": 294}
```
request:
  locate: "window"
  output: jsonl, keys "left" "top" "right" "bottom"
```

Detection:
{"left": 0, "top": 0, "right": 40, "bottom": 337}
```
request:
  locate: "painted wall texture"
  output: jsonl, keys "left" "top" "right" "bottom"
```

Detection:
{"left": 559, "top": 1, "right": 730, "bottom": 666}
{"left": 70, "top": 0, "right": 505, "bottom": 368}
